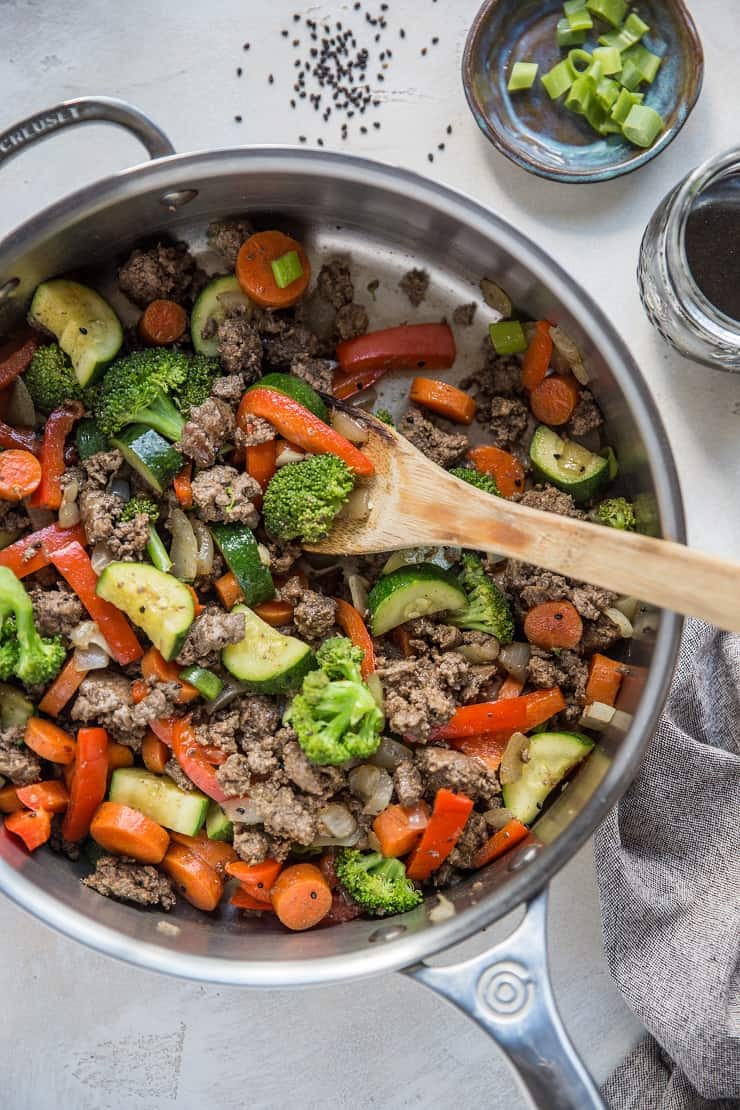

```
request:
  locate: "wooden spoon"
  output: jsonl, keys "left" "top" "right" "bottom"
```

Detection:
{"left": 307, "top": 412, "right": 740, "bottom": 633}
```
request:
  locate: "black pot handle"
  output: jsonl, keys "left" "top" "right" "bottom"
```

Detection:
{"left": 405, "top": 887, "right": 607, "bottom": 1110}
{"left": 0, "top": 96, "right": 175, "bottom": 168}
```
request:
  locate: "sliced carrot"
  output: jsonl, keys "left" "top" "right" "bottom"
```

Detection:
{"left": 170, "top": 830, "right": 237, "bottom": 876}
{"left": 521, "top": 320, "right": 553, "bottom": 391}
{"left": 38, "top": 655, "right": 87, "bottom": 716}
{"left": 173, "top": 463, "right": 193, "bottom": 509}
{"left": 467, "top": 444, "right": 525, "bottom": 498}
{"left": 138, "top": 299, "right": 188, "bottom": 346}
{"left": 16, "top": 780, "right": 69, "bottom": 814}
{"left": 236, "top": 230, "right": 311, "bottom": 309}
{"left": 141, "top": 647, "right": 199, "bottom": 703}
{"left": 4, "top": 807, "right": 51, "bottom": 851}
{"left": 226, "top": 858, "right": 283, "bottom": 901}
{"left": 24, "top": 718, "right": 76, "bottom": 765}
{"left": 108, "top": 742, "right": 135, "bottom": 775}
{"left": 585, "top": 653, "right": 624, "bottom": 706}
{"left": 0, "top": 784, "right": 22, "bottom": 813}
{"left": 334, "top": 597, "right": 375, "bottom": 678}
{"left": 372, "top": 801, "right": 430, "bottom": 858}
{"left": 270, "top": 862, "right": 332, "bottom": 931}
{"left": 142, "top": 730, "right": 169, "bottom": 775}
{"left": 161, "top": 842, "right": 224, "bottom": 911}
{"left": 90, "top": 801, "right": 170, "bottom": 864}
{"left": 61, "top": 727, "right": 109, "bottom": 842}
{"left": 253, "top": 599, "right": 294, "bottom": 626}
{"left": 409, "top": 377, "right": 476, "bottom": 425}
{"left": 246, "top": 439, "right": 278, "bottom": 492}
{"left": 406, "top": 788, "right": 474, "bottom": 881}
{"left": 214, "top": 571, "right": 244, "bottom": 610}
{"left": 450, "top": 733, "right": 509, "bottom": 772}
{"left": 524, "top": 600, "right": 583, "bottom": 649}
{"left": 529, "top": 373, "right": 580, "bottom": 427}
{"left": 0, "top": 449, "right": 42, "bottom": 501}
{"left": 498, "top": 674, "right": 525, "bottom": 699}
{"left": 472, "top": 819, "right": 530, "bottom": 869}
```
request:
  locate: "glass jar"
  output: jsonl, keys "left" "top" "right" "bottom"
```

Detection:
{"left": 638, "top": 147, "right": 740, "bottom": 372}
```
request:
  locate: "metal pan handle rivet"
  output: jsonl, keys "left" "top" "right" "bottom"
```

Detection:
{"left": 507, "top": 843, "right": 542, "bottom": 873}
{"left": 368, "top": 924, "right": 407, "bottom": 943}
{"left": 159, "top": 189, "right": 199, "bottom": 210}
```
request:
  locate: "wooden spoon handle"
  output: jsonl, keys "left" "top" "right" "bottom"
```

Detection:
{"left": 449, "top": 493, "right": 739, "bottom": 631}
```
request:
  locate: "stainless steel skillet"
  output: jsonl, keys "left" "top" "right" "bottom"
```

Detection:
{"left": 0, "top": 97, "right": 684, "bottom": 1110}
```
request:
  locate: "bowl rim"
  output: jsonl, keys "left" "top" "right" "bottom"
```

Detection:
{"left": 0, "top": 145, "right": 686, "bottom": 984}
{"left": 461, "top": 0, "right": 705, "bottom": 184}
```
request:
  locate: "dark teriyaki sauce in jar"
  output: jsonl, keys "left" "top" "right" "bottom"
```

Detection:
{"left": 684, "top": 175, "right": 740, "bottom": 322}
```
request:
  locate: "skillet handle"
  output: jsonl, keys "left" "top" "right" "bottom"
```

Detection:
{"left": 0, "top": 96, "right": 175, "bottom": 168}
{"left": 405, "top": 888, "right": 607, "bottom": 1110}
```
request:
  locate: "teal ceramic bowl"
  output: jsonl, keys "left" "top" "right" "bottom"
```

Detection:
{"left": 462, "top": 0, "right": 704, "bottom": 183}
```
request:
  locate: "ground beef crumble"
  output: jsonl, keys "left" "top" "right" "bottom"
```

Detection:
{"left": 118, "top": 241, "right": 196, "bottom": 308}
{"left": 29, "top": 584, "right": 84, "bottom": 638}
{"left": 399, "top": 268, "right": 429, "bottom": 307}
{"left": 178, "top": 397, "right": 236, "bottom": 468}
{"left": 514, "top": 485, "right": 585, "bottom": 520}
{"left": 567, "top": 389, "right": 604, "bottom": 438}
{"left": 452, "top": 303, "right": 477, "bottom": 326}
{"left": 415, "top": 747, "right": 501, "bottom": 807}
{"left": 377, "top": 654, "right": 469, "bottom": 742}
{"left": 176, "top": 606, "right": 245, "bottom": 667}
{"left": 281, "top": 576, "right": 337, "bottom": 641}
{"left": 317, "top": 259, "right": 355, "bottom": 309}
{"left": 0, "top": 727, "right": 41, "bottom": 785}
{"left": 83, "top": 855, "right": 175, "bottom": 909}
{"left": 206, "top": 216, "right": 254, "bottom": 268}
{"left": 190, "top": 465, "right": 260, "bottom": 525}
{"left": 290, "top": 356, "right": 335, "bottom": 393}
{"left": 335, "top": 302, "right": 368, "bottom": 341}
{"left": 399, "top": 406, "right": 468, "bottom": 468}
{"left": 217, "top": 313, "right": 263, "bottom": 380}
{"left": 488, "top": 396, "right": 530, "bottom": 450}
{"left": 71, "top": 672, "right": 179, "bottom": 750}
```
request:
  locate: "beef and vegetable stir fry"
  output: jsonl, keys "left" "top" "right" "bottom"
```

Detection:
{"left": 0, "top": 219, "right": 637, "bottom": 930}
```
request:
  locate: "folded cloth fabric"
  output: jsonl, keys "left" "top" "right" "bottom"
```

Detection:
{"left": 594, "top": 621, "right": 740, "bottom": 1110}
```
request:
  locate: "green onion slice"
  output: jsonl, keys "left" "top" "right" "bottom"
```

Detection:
{"left": 567, "top": 8, "right": 593, "bottom": 32}
{"left": 592, "top": 46, "right": 622, "bottom": 75}
{"left": 586, "top": 0, "right": 628, "bottom": 28}
{"left": 508, "top": 61, "right": 539, "bottom": 91}
{"left": 489, "top": 321, "right": 527, "bottom": 356}
{"left": 271, "top": 250, "right": 304, "bottom": 290}
{"left": 179, "top": 665, "right": 224, "bottom": 701}
{"left": 556, "top": 18, "right": 586, "bottom": 47}
{"left": 541, "top": 58, "right": 577, "bottom": 99}
{"left": 622, "top": 104, "right": 664, "bottom": 148}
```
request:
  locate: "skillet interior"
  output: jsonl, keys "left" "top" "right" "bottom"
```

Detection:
{"left": 0, "top": 148, "right": 684, "bottom": 985}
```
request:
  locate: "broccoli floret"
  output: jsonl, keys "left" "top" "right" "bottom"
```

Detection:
{"left": 0, "top": 569, "right": 66, "bottom": 686}
{"left": 24, "top": 343, "right": 84, "bottom": 413}
{"left": 262, "top": 454, "right": 355, "bottom": 543}
{"left": 95, "top": 348, "right": 189, "bottom": 441}
{"left": 284, "top": 636, "right": 383, "bottom": 765}
{"left": 374, "top": 408, "right": 394, "bottom": 427}
{"left": 173, "top": 354, "right": 221, "bottom": 418}
{"left": 119, "top": 496, "right": 159, "bottom": 523}
{"left": 594, "top": 497, "right": 636, "bottom": 531}
{"left": 449, "top": 467, "right": 501, "bottom": 497}
{"left": 448, "top": 553, "right": 514, "bottom": 643}
{"left": 335, "top": 850, "right": 422, "bottom": 916}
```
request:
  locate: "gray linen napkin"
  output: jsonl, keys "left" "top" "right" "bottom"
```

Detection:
{"left": 594, "top": 620, "right": 740, "bottom": 1109}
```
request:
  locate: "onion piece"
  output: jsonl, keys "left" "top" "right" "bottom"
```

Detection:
{"left": 479, "top": 278, "right": 512, "bottom": 321}
{"left": 257, "top": 543, "right": 272, "bottom": 568}
{"left": 613, "top": 595, "right": 639, "bottom": 622}
{"left": 73, "top": 644, "right": 109, "bottom": 671}
{"left": 349, "top": 765, "right": 393, "bottom": 815}
{"left": 484, "top": 806, "right": 515, "bottom": 830}
{"left": 579, "top": 701, "right": 616, "bottom": 733}
{"left": 338, "top": 485, "right": 371, "bottom": 522}
{"left": 91, "top": 542, "right": 115, "bottom": 575}
{"left": 169, "top": 508, "right": 198, "bottom": 583}
{"left": 332, "top": 408, "right": 369, "bottom": 445}
{"left": 369, "top": 735, "right": 412, "bottom": 770}
{"left": 216, "top": 289, "right": 253, "bottom": 315}
{"left": 366, "top": 672, "right": 384, "bottom": 713}
{"left": 550, "top": 325, "right": 590, "bottom": 385}
{"left": 70, "top": 621, "right": 111, "bottom": 654}
{"left": 221, "top": 796, "right": 262, "bottom": 825}
{"left": 58, "top": 479, "right": 81, "bottom": 527}
{"left": 191, "top": 518, "right": 214, "bottom": 577}
{"left": 6, "top": 378, "right": 35, "bottom": 426}
{"left": 498, "top": 641, "right": 531, "bottom": 683}
{"left": 346, "top": 573, "right": 369, "bottom": 614}
{"left": 428, "top": 892, "right": 456, "bottom": 923}
{"left": 605, "top": 606, "right": 633, "bottom": 639}
{"left": 317, "top": 803, "right": 357, "bottom": 839}
{"left": 457, "top": 639, "right": 500, "bottom": 663}
{"left": 206, "top": 677, "right": 248, "bottom": 714}
{"left": 499, "top": 731, "right": 528, "bottom": 786}
{"left": 275, "top": 445, "right": 308, "bottom": 468}
{"left": 312, "top": 828, "right": 363, "bottom": 848}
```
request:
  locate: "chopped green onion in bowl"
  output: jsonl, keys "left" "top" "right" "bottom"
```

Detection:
{"left": 508, "top": 61, "right": 539, "bottom": 92}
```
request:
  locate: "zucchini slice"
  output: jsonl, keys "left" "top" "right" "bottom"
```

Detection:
{"left": 75, "top": 418, "right": 109, "bottom": 461}
{"left": 191, "top": 275, "right": 253, "bottom": 356}
{"left": 529, "top": 425, "right": 610, "bottom": 503}
{"left": 502, "top": 731, "right": 594, "bottom": 824}
{"left": 205, "top": 801, "right": 233, "bottom": 842}
{"left": 250, "top": 372, "right": 329, "bottom": 423}
{"left": 210, "top": 523, "right": 275, "bottom": 606}
{"left": 109, "top": 768, "right": 208, "bottom": 836}
{"left": 221, "top": 605, "right": 315, "bottom": 694}
{"left": 366, "top": 563, "right": 467, "bottom": 636}
{"left": 96, "top": 562, "right": 195, "bottom": 660}
{"left": 28, "top": 279, "right": 123, "bottom": 386}
{"left": 110, "top": 425, "right": 183, "bottom": 495}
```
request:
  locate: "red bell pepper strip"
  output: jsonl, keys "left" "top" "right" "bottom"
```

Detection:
{"left": 44, "top": 540, "right": 143, "bottom": 665}
{"left": 246, "top": 440, "right": 278, "bottom": 492}
{"left": 16, "top": 780, "right": 70, "bottom": 815}
{"left": 522, "top": 686, "right": 567, "bottom": 730}
{"left": 449, "top": 733, "right": 510, "bottom": 771}
{"left": 0, "top": 420, "right": 39, "bottom": 455}
{"left": 0, "top": 522, "right": 86, "bottom": 579}
{"left": 231, "top": 887, "right": 275, "bottom": 911}
{"left": 334, "top": 597, "right": 376, "bottom": 678}
{"left": 335, "top": 323, "right": 456, "bottom": 392}
{"left": 431, "top": 696, "right": 528, "bottom": 741}
{"left": 0, "top": 335, "right": 38, "bottom": 391}
{"left": 226, "top": 859, "right": 283, "bottom": 903}
{"left": 472, "top": 819, "right": 530, "bottom": 869}
{"left": 406, "top": 788, "right": 474, "bottom": 881}
{"left": 149, "top": 716, "right": 226, "bottom": 765}
{"left": 30, "top": 401, "right": 84, "bottom": 509}
{"left": 170, "top": 717, "right": 227, "bottom": 803}
{"left": 173, "top": 463, "right": 194, "bottom": 509}
{"left": 4, "top": 807, "right": 52, "bottom": 851}
{"left": 61, "top": 727, "right": 109, "bottom": 841}
{"left": 332, "top": 364, "right": 392, "bottom": 402}
{"left": 238, "top": 388, "right": 375, "bottom": 478}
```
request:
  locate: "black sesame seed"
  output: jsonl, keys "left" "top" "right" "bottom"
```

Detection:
{"left": 428, "top": 152, "right": 434, "bottom": 161}
{"left": 317, "top": 137, "right": 324, "bottom": 146}
{"left": 438, "top": 142, "right": 445, "bottom": 150}
{"left": 243, "top": 42, "right": 250, "bottom": 50}
{"left": 281, "top": 29, "right": 288, "bottom": 37}
{"left": 421, "top": 47, "right": 427, "bottom": 56}
{"left": 294, "top": 12, "right": 300, "bottom": 20}
{"left": 268, "top": 73, "right": 274, "bottom": 83}
{"left": 234, "top": 114, "right": 242, "bottom": 122}
{"left": 400, "top": 28, "right": 406, "bottom": 37}
{"left": 432, "top": 36, "right": 439, "bottom": 44}
{"left": 236, "top": 67, "right": 242, "bottom": 76}
{"left": 373, "top": 120, "right": 380, "bottom": 129}
{"left": 446, "top": 123, "right": 452, "bottom": 134}
{"left": 299, "top": 135, "right": 307, "bottom": 142}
